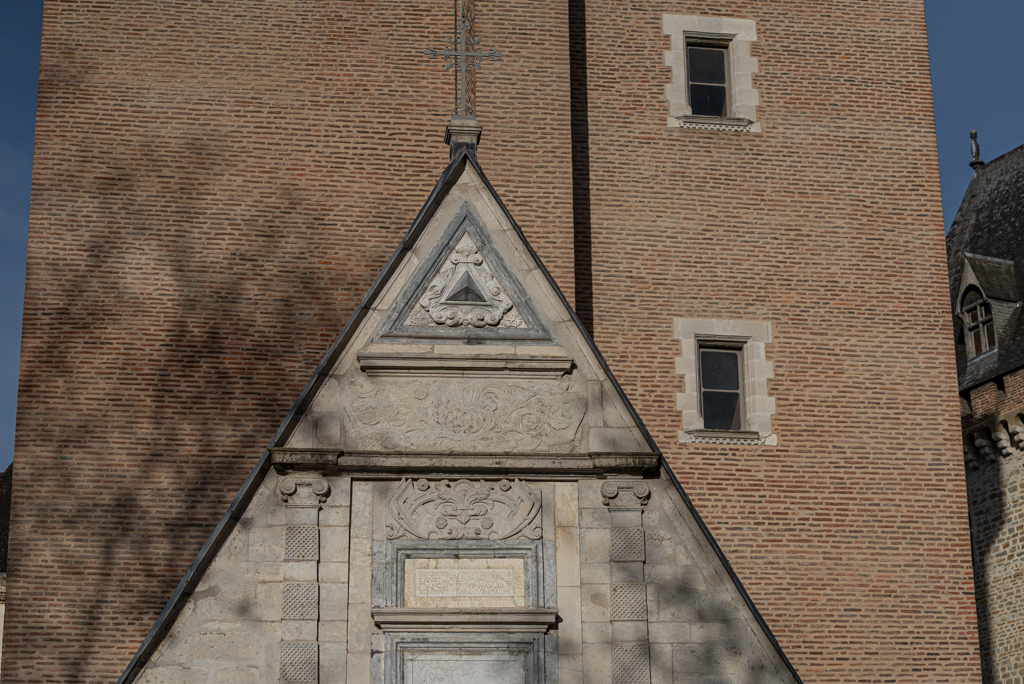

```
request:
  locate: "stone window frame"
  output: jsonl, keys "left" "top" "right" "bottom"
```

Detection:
{"left": 673, "top": 318, "right": 776, "bottom": 445}
{"left": 663, "top": 14, "right": 760, "bottom": 132}
{"left": 371, "top": 539, "right": 556, "bottom": 609}
{"left": 959, "top": 286, "right": 997, "bottom": 360}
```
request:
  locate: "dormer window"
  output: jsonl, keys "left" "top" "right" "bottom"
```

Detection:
{"left": 962, "top": 288, "right": 996, "bottom": 358}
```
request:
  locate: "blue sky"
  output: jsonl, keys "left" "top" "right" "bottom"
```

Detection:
{"left": 0, "top": 1, "right": 1021, "bottom": 470}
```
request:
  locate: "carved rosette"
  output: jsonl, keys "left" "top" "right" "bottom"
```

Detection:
{"left": 386, "top": 478, "right": 542, "bottom": 541}
{"left": 405, "top": 233, "right": 525, "bottom": 329}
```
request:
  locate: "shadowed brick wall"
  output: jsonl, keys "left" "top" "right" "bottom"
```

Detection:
{"left": 8, "top": 0, "right": 978, "bottom": 682}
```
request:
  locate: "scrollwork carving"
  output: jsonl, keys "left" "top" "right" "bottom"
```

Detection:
{"left": 346, "top": 376, "right": 585, "bottom": 452}
{"left": 385, "top": 478, "right": 542, "bottom": 541}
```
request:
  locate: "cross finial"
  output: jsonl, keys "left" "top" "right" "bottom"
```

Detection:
{"left": 970, "top": 129, "right": 985, "bottom": 170}
{"left": 424, "top": 3, "right": 502, "bottom": 118}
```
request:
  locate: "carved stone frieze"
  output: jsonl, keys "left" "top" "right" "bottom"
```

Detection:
{"left": 405, "top": 233, "right": 526, "bottom": 329}
{"left": 278, "top": 476, "right": 330, "bottom": 507}
{"left": 385, "top": 478, "right": 542, "bottom": 541}
{"left": 346, "top": 376, "right": 585, "bottom": 452}
{"left": 601, "top": 481, "right": 651, "bottom": 508}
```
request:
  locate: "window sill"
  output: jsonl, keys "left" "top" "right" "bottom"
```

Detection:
{"left": 966, "top": 348, "right": 997, "bottom": 363}
{"left": 671, "top": 115, "right": 755, "bottom": 132}
{"left": 681, "top": 429, "right": 776, "bottom": 445}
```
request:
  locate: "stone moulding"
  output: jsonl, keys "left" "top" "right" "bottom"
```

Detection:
{"left": 372, "top": 607, "right": 558, "bottom": 633}
{"left": 268, "top": 449, "right": 661, "bottom": 476}
{"left": 385, "top": 478, "right": 542, "bottom": 541}
{"left": 356, "top": 352, "right": 574, "bottom": 377}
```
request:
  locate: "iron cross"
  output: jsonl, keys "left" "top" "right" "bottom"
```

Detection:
{"left": 424, "top": 4, "right": 502, "bottom": 117}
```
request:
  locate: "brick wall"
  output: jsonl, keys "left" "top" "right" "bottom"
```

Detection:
{"left": 7, "top": 0, "right": 978, "bottom": 682}
{"left": 575, "top": 0, "right": 978, "bottom": 681}
{"left": 8, "top": 1, "right": 572, "bottom": 680}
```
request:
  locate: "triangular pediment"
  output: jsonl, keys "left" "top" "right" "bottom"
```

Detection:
{"left": 276, "top": 153, "right": 654, "bottom": 459}
{"left": 117, "top": 150, "right": 801, "bottom": 684}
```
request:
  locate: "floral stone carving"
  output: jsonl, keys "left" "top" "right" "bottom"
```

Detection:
{"left": 404, "top": 233, "right": 525, "bottom": 329}
{"left": 386, "top": 478, "right": 542, "bottom": 541}
{"left": 345, "top": 376, "right": 586, "bottom": 452}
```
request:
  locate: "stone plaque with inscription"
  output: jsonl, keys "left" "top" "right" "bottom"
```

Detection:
{"left": 404, "top": 558, "right": 525, "bottom": 609}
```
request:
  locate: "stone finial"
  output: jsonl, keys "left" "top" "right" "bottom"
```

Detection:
{"left": 970, "top": 129, "right": 985, "bottom": 170}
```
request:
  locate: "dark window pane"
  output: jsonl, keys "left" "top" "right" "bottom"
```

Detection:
{"left": 690, "top": 84, "right": 727, "bottom": 117}
{"left": 688, "top": 47, "right": 726, "bottom": 84}
{"left": 703, "top": 391, "right": 741, "bottom": 430}
{"left": 985, "top": 322, "right": 996, "bottom": 349}
{"left": 967, "top": 307, "right": 979, "bottom": 324}
{"left": 972, "top": 328, "right": 982, "bottom": 353}
{"left": 983, "top": 302, "right": 992, "bottom": 319}
{"left": 700, "top": 350, "right": 739, "bottom": 390}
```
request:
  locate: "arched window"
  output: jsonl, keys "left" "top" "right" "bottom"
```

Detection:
{"left": 961, "top": 287, "right": 996, "bottom": 358}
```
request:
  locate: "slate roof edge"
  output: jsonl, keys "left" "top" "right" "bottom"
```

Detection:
{"left": 976, "top": 142, "right": 1024, "bottom": 172}
{"left": 964, "top": 252, "right": 1016, "bottom": 267}
{"left": 116, "top": 148, "right": 799, "bottom": 683}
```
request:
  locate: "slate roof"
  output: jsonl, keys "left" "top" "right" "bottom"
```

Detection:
{"left": 947, "top": 143, "right": 1024, "bottom": 391}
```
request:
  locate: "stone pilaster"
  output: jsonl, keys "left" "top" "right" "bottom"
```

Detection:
{"left": 602, "top": 481, "right": 652, "bottom": 684}
{"left": 279, "top": 475, "right": 330, "bottom": 684}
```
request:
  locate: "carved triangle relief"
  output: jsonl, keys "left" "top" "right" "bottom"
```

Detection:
{"left": 378, "top": 204, "right": 552, "bottom": 342}
{"left": 404, "top": 233, "right": 525, "bottom": 329}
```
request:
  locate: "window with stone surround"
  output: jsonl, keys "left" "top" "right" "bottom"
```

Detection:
{"left": 673, "top": 319, "right": 776, "bottom": 445}
{"left": 663, "top": 14, "right": 760, "bottom": 132}
{"left": 961, "top": 287, "right": 996, "bottom": 359}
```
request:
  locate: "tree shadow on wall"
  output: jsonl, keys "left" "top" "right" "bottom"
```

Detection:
{"left": 10, "top": 121, "right": 409, "bottom": 680}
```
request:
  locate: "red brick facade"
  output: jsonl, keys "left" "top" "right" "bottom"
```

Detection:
{"left": 8, "top": 0, "right": 977, "bottom": 682}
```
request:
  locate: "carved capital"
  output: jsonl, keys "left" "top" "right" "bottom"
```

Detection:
{"left": 601, "top": 481, "right": 651, "bottom": 508}
{"left": 279, "top": 476, "right": 330, "bottom": 506}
